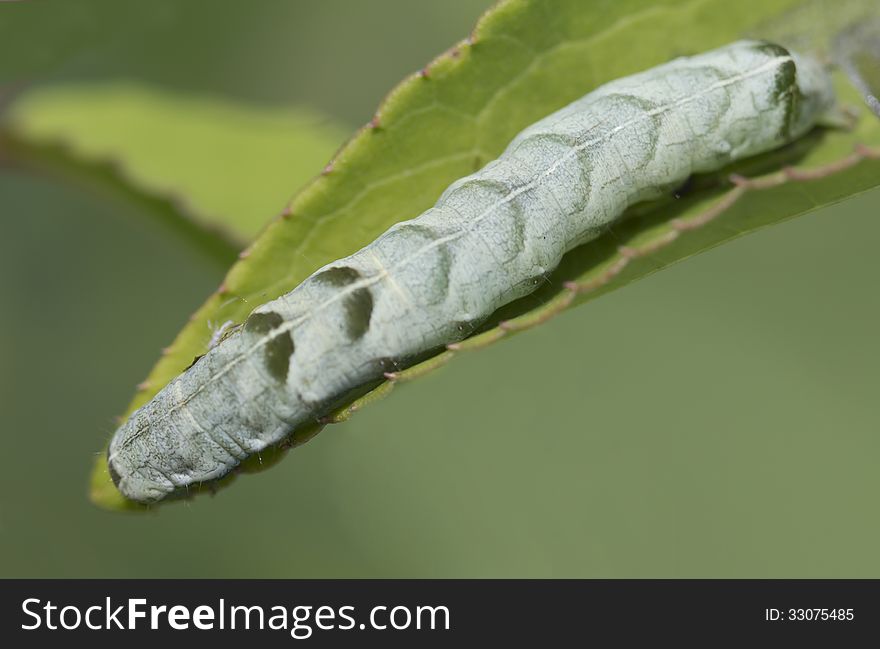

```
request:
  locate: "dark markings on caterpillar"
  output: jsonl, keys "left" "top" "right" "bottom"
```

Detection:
{"left": 756, "top": 42, "right": 801, "bottom": 138}
{"left": 313, "top": 266, "right": 374, "bottom": 339}
{"left": 312, "top": 265, "right": 361, "bottom": 287}
{"left": 755, "top": 41, "right": 791, "bottom": 60}
{"left": 264, "top": 329, "right": 295, "bottom": 382}
{"left": 245, "top": 311, "right": 294, "bottom": 382}
{"left": 779, "top": 61, "right": 800, "bottom": 139}
{"left": 343, "top": 287, "right": 373, "bottom": 339}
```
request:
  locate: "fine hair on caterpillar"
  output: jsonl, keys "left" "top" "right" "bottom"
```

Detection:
{"left": 107, "top": 40, "right": 839, "bottom": 504}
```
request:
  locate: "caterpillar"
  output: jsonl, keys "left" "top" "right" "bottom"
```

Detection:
{"left": 108, "top": 40, "right": 837, "bottom": 503}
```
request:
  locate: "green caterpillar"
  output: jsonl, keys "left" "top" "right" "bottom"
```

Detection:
{"left": 108, "top": 40, "right": 837, "bottom": 503}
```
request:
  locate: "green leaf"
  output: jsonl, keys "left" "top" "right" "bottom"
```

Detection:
{"left": 5, "top": 83, "right": 349, "bottom": 244}
{"left": 89, "top": 0, "right": 880, "bottom": 510}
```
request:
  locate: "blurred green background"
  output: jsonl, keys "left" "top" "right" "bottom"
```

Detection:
{"left": 1, "top": 0, "right": 878, "bottom": 577}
